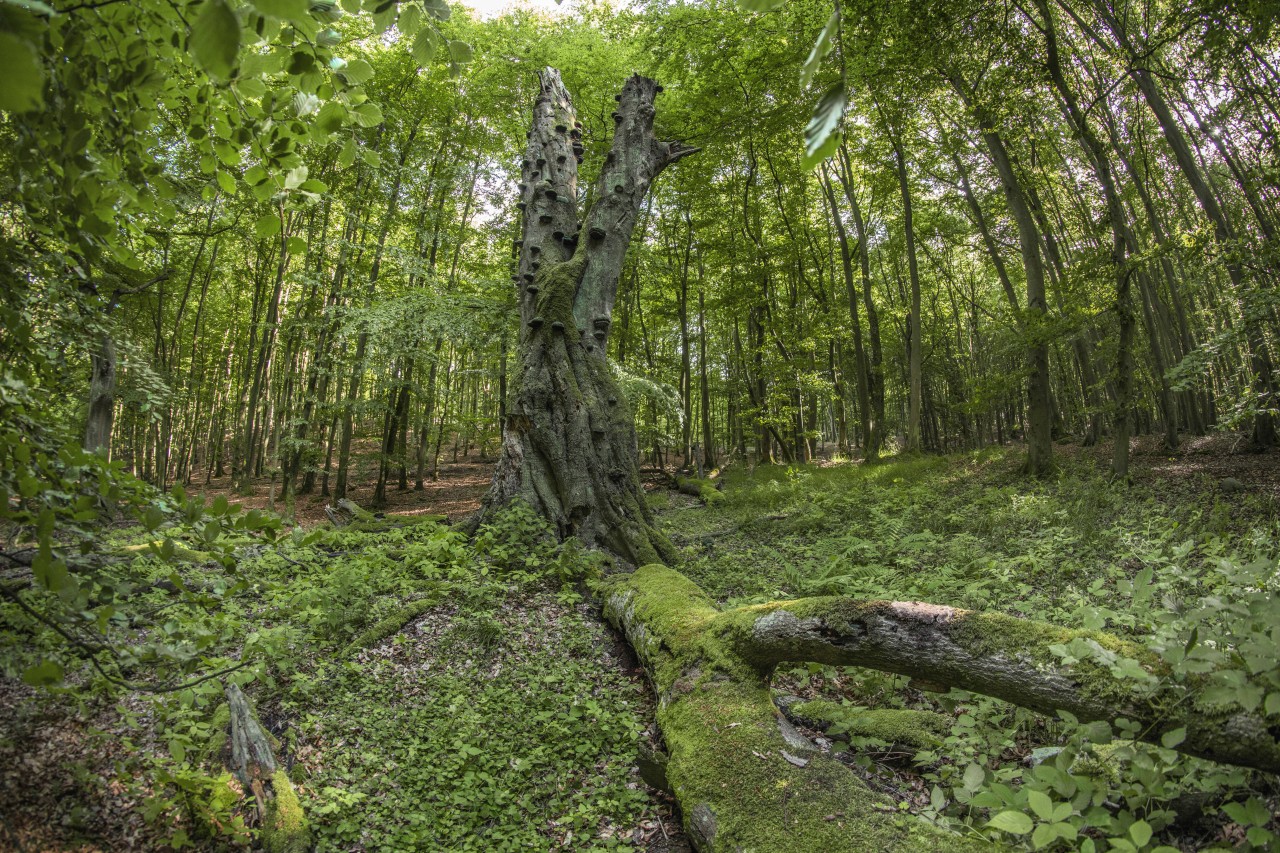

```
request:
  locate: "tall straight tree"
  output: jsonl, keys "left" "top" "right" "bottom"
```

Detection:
{"left": 475, "top": 69, "right": 695, "bottom": 566}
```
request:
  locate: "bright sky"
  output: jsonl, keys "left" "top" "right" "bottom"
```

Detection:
{"left": 457, "top": 0, "right": 576, "bottom": 20}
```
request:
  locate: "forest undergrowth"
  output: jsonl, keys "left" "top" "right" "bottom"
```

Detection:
{"left": 657, "top": 448, "right": 1280, "bottom": 851}
{"left": 3, "top": 447, "right": 1279, "bottom": 852}
{"left": 0, "top": 503, "right": 680, "bottom": 852}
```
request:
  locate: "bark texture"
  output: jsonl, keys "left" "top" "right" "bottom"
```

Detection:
{"left": 84, "top": 332, "right": 116, "bottom": 455}
{"left": 225, "top": 683, "right": 311, "bottom": 853}
{"left": 603, "top": 565, "right": 1280, "bottom": 851}
{"left": 477, "top": 69, "right": 694, "bottom": 567}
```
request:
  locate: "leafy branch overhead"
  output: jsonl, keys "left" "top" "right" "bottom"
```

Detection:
{"left": 738, "top": 0, "right": 846, "bottom": 168}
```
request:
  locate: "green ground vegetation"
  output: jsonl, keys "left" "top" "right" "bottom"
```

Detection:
{"left": 656, "top": 449, "right": 1280, "bottom": 851}
{"left": 1, "top": 503, "right": 658, "bottom": 851}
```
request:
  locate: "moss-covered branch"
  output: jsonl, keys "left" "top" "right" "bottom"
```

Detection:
{"left": 710, "top": 592, "right": 1280, "bottom": 774}
{"left": 602, "top": 565, "right": 1280, "bottom": 851}
{"left": 601, "top": 567, "right": 983, "bottom": 852}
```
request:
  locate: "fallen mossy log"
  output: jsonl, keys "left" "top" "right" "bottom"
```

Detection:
{"left": 601, "top": 565, "right": 1280, "bottom": 851}
{"left": 775, "top": 695, "right": 950, "bottom": 750}
{"left": 674, "top": 476, "right": 725, "bottom": 506}
{"left": 116, "top": 540, "right": 211, "bottom": 563}
{"left": 342, "top": 586, "right": 450, "bottom": 657}
{"left": 225, "top": 683, "right": 311, "bottom": 853}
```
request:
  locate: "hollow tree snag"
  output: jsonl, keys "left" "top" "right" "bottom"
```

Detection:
{"left": 475, "top": 68, "right": 695, "bottom": 567}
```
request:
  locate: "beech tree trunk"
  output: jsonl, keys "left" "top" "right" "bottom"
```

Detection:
{"left": 475, "top": 68, "right": 694, "bottom": 566}
{"left": 84, "top": 331, "right": 116, "bottom": 455}
{"left": 604, "top": 565, "right": 1280, "bottom": 852}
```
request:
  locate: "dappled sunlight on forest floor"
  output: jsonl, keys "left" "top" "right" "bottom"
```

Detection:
{"left": 195, "top": 451, "right": 496, "bottom": 527}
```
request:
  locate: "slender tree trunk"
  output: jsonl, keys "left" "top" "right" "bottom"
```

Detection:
{"left": 820, "top": 166, "right": 873, "bottom": 463}
{"left": 85, "top": 332, "right": 116, "bottom": 456}
{"left": 948, "top": 72, "right": 1054, "bottom": 474}
{"left": 891, "top": 141, "right": 924, "bottom": 454}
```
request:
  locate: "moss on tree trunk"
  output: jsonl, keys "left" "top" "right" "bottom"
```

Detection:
{"left": 474, "top": 69, "right": 695, "bottom": 568}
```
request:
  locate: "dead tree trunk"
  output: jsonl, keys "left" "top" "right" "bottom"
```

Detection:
{"left": 224, "top": 683, "right": 311, "bottom": 853}
{"left": 475, "top": 68, "right": 695, "bottom": 566}
{"left": 603, "top": 565, "right": 1280, "bottom": 851}
{"left": 84, "top": 331, "right": 116, "bottom": 455}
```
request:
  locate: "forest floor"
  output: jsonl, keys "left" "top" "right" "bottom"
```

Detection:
{"left": 194, "top": 431, "right": 1280, "bottom": 530}
{"left": 3, "top": 432, "right": 1278, "bottom": 851}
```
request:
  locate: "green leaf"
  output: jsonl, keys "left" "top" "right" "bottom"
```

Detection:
{"left": 216, "top": 170, "right": 237, "bottom": 194}
{"left": 189, "top": 0, "right": 242, "bottom": 80}
{"left": 411, "top": 28, "right": 439, "bottom": 67}
{"left": 1160, "top": 726, "right": 1186, "bottom": 748}
{"left": 3, "top": 0, "right": 57, "bottom": 13}
{"left": 22, "top": 660, "right": 63, "bottom": 687}
{"left": 338, "top": 137, "right": 358, "bottom": 168}
{"left": 1265, "top": 691, "right": 1280, "bottom": 716}
{"left": 316, "top": 100, "right": 347, "bottom": 133}
{"left": 340, "top": 58, "right": 375, "bottom": 85}
{"left": 1129, "top": 819, "right": 1153, "bottom": 848}
{"left": 987, "top": 811, "right": 1034, "bottom": 835}
{"left": 284, "top": 165, "right": 308, "bottom": 189}
{"left": 255, "top": 213, "right": 282, "bottom": 238}
{"left": 169, "top": 738, "right": 187, "bottom": 763}
{"left": 351, "top": 101, "right": 384, "bottom": 127}
{"left": 737, "top": 0, "right": 786, "bottom": 10}
{"left": 800, "top": 9, "right": 838, "bottom": 90}
{"left": 0, "top": 33, "right": 44, "bottom": 112}
{"left": 801, "top": 85, "right": 844, "bottom": 169}
{"left": 252, "top": 0, "right": 309, "bottom": 18}
{"left": 422, "top": 0, "right": 451, "bottom": 20}
{"left": 236, "top": 77, "right": 267, "bottom": 99}
{"left": 398, "top": 2, "right": 422, "bottom": 34}
{"left": 288, "top": 51, "right": 316, "bottom": 75}
{"left": 1027, "top": 790, "right": 1054, "bottom": 821}
{"left": 447, "top": 40, "right": 472, "bottom": 64}
{"left": 962, "top": 762, "right": 985, "bottom": 791}
{"left": 1031, "top": 822, "right": 1056, "bottom": 850}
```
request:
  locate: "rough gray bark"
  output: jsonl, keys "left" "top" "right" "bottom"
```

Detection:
{"left": 84, "top": 331, "right": 116, "bottom": 455}
{"left": 603, "top": 565, "right": 1280, "bottom": 851}
{"left": 477, "top": 69, "right": 694, "bottom": 566}
{"left": 225, "top": 683, "right": 311, "bottom": 853}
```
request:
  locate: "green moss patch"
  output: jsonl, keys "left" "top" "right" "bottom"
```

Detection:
{"left": 790, "top": 700, "right": 949, "bottom": 749}
{"left": 263, "top": 769, "right": 311, "bottom": 853}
